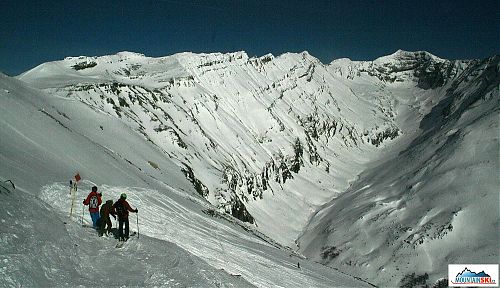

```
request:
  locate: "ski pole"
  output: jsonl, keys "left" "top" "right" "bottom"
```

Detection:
{"left": 69, "top": 183, "right": 76, "bottom": 220}
{"left": 81, "top": 203, "right": 84, "bottom": 226}
{"left": 136, "top": 212, "right": 139, "bottom": 239}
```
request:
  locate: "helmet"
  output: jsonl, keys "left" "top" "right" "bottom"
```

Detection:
{"left": 92, "top": 186, "right": 97, "bottom": 192}
{"left": 120, "top": 193, "right": 127, "bottom": 199}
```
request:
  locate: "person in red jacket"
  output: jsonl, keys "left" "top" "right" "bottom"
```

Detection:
{"left": 113, "top": 193, "right": 138, "bottom": 241}
{"left": 83, "top": 186, "right": 102, "bottom": 228}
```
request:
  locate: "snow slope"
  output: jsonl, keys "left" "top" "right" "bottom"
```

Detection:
{"left": 4, "top": 49, "right": 499, "bottom": 287}
{"left": 17, "top": 50, "right": 426, "bottom": 248}
{"left": 0, "top": 72, "right": 372, "bottom": 287}
{"left": 0, "top": 181, "right": 254, "bottom": 287}
{"left": 299, "top": 55, "right": 500, "bottom": 286}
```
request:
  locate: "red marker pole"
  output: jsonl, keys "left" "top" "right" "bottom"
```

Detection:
{"left": 69, "top": 173, "right": 81, "bottom": 220}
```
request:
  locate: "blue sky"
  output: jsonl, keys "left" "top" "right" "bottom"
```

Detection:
{"left": 1, "top": 0, "right": 498, "bottom": 75}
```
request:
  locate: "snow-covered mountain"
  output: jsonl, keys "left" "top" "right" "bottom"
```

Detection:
{"left": 300, "top": 53, "right": 500, "bottom": 286}
{"left": 1, "top": 49, "right": 498, "bottom": 287}
{"left": 0, "top": 71, "right": 372, "bottom": 287}
{"left": 16, "top": 50, "right": 421, "bottom": 246}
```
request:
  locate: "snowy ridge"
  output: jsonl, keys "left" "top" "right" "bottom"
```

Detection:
{"left": 3, "top": 50, "right": 499, "bottom": 287}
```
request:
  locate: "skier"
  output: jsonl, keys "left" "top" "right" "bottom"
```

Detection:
{"left": 113, "top": 193, "right": 138, "bottom": 241}
{"left": 83, "top": 186, "right": 102, "bottom": 228}
{"left": 98, "top": 200, "right": 116, "bottom": 237}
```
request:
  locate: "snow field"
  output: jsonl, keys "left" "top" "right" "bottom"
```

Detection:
{"left": 40, "top": 181, "right": 373, "bottom": 287}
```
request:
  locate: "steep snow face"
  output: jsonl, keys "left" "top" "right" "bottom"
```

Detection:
{"left": 16, "top": 50, "right": 441, "bottom": 248}
{"left": 299, "top": 56, "right": 500, "bottom": 286}
{"left": 0, "top": 73, "right": 372, "bottom": 288}
{"left": 0, "top": 73, "right": 193, "bottom": 193}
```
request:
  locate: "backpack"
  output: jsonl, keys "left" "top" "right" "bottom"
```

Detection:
{"left": 89, "top": 194, "right": 99, "bottom": 209}
{"left": 114, "top": 200, "right": 126, "bottom": 218}
{"left": 100, "top": 204, "right": 108, "bottom": 218}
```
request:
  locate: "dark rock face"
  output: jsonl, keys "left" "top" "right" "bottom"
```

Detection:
{"left": 181, "top": 164, "right": 209, "bottom": 198}
{"left": 414, "top": 58, "right": 461, "bottom": 90}
{"left": 230, "top": 196, "right": 255, "bottom": 224}
{"left": 72, "top": 61, "right": 97, "bottom": 70}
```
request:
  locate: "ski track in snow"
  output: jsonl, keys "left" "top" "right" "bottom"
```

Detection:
{"left": 39, "top": 181, "right": 373, "bottom": 287}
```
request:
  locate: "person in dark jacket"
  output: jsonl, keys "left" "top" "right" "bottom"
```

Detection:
{"left": 98, "top": 200, "right": 116, "bottom": 236}
{"left": 83, "top": 186, "right": 102, "bottom": 228}
{"left": 113, "top": 193, "right": 138, "bottom": 241}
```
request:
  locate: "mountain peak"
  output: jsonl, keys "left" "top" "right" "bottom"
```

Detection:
{"left": 327, "top": 49, "right": 465, "bottom": 89}
{"left": 115, "top": 51, "right": 146, "bottom": 59}
{"left": 375, "top": 50, "right": 444, "bottom": 64}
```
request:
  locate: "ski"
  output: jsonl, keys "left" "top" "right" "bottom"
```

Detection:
{"left": 115, "top": 232, "right": 137, "bottom": 248}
